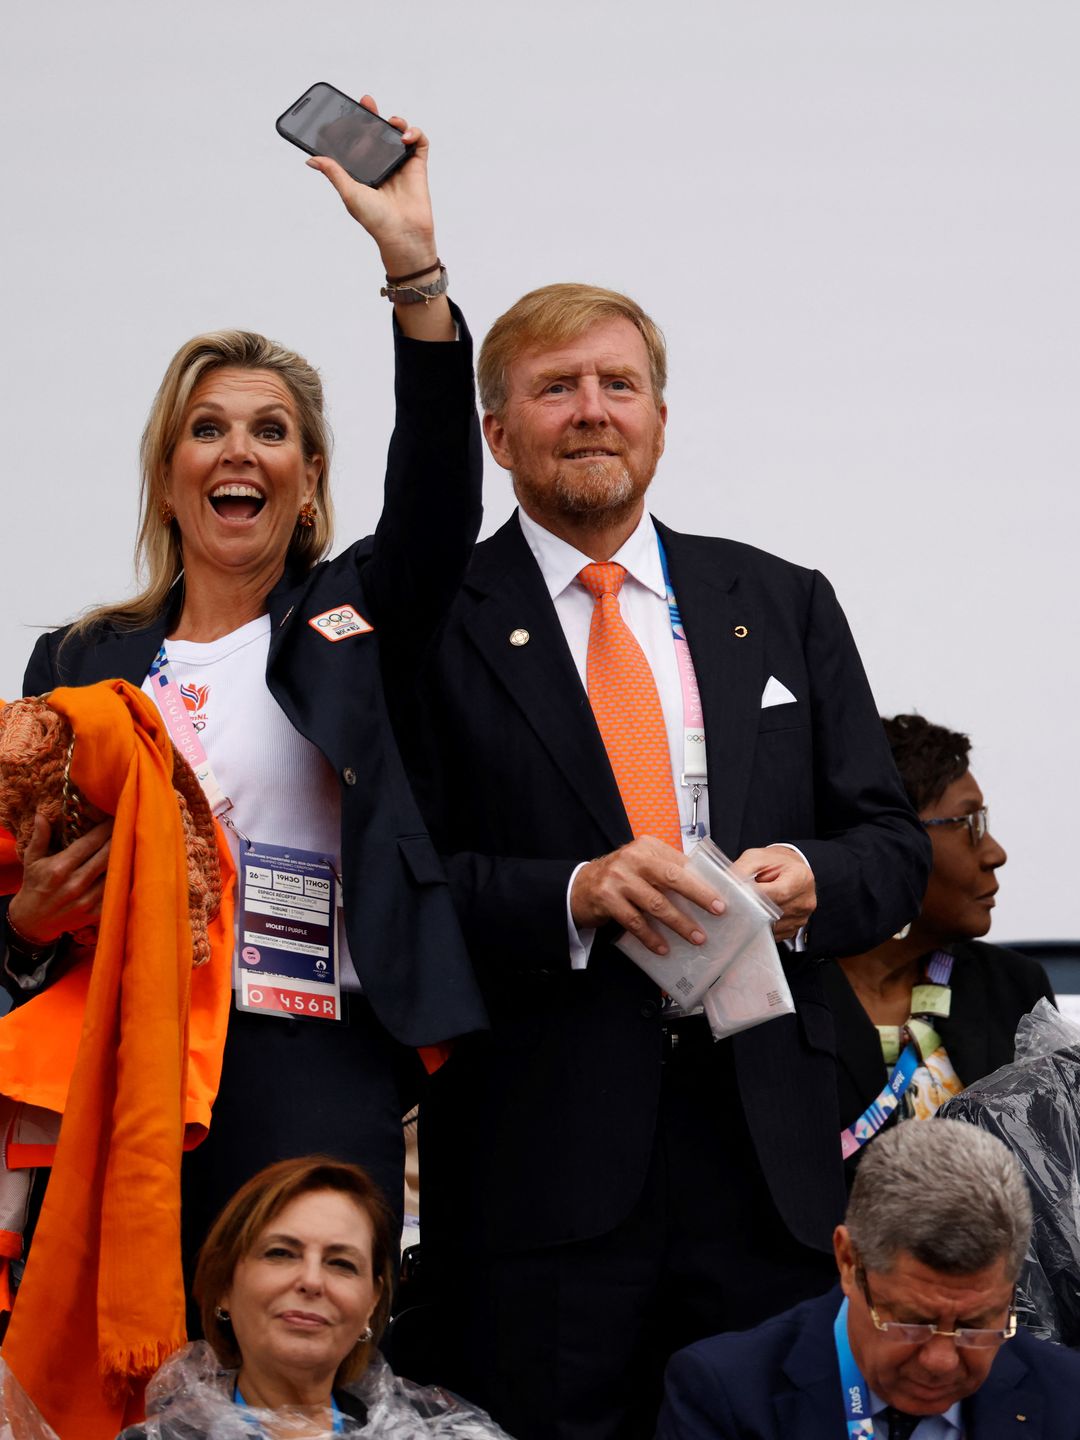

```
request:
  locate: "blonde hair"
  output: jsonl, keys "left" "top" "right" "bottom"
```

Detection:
{"left": 72, "top": 329, "right": 333, "bottom": 638}
{"left": 477, "top": 283, "right": 668, "bottom": 414}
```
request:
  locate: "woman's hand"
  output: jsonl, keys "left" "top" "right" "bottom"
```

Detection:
{"left": 306, "top": 95, "right": 453, "bottom": 340}
{"left": 7, "top": 812, "right": 113, "bottom": 946}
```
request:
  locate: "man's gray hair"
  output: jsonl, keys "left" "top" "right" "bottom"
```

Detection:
{"left": 846, "top": 1119, "right": 1032, "bottom": 1279}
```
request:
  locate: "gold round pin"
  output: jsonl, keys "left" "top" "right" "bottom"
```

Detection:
{"left": 509, "top": 628, "right": 530, "bottom": 647}
{"left": 734, "top": 625, "right": 749, "bottom": 638}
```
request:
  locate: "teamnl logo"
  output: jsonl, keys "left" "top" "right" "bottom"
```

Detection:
{"left": 180, "top": 682, "right": 210, "bottom": 731}
{"left": 308, "top": 603, "right": 374, "bottom": 643}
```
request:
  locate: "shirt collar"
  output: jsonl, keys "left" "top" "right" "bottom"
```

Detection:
{"left": 516, "top": 507, "right": 667, "bottom": 602}
{"left": 869, "top": 1389, "right": 963, "bottom": 1434}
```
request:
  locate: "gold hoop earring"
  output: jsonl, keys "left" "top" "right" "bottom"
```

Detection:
{"left": 297, "top": 500, "right": 318, "bottom": 528}
{"left": 160, "top": 499, "right": 175, "bottom": 526}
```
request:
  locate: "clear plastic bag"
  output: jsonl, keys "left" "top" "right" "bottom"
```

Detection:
{"left": 702, "top": 929, "right": 795, "bottom": 1040}
{"left": 119, "top": 1342, "right": 516, "bottom": 1439}
{"left": 615, "top": 838, "right": 780, "bottom": 1013}
{"left": 940, "top": 998, "right": 1080, "bottom": 1346}
{"left": 0, "top": 1356, "right": 60, "bottom": 1440}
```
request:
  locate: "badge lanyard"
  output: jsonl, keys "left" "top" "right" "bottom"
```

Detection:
{"left": 655, "top": 536, "right": 708, "bottom": 838}
{"left": 834, "top": 1297, "right": 875, "bottom": 1438}
{"left": 147, "top": 645, "right": 232, "bottom": 817}
{"left": 839, "top": 951, "right": 955, "bottom": 1160}
{"left": 147, "top": 643, "right": 343, "bottom": 1023}
{"left": 234, "top": 1382, "right": 345, "bottom": 1434}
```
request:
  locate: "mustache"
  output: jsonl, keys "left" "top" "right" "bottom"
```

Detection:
{"left": 556, "top": 432, "right": 627, "bottom": 458}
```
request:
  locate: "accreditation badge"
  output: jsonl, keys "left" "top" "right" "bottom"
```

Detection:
{"left": 236, "top": 842, "right": 342, "bottom": 1022}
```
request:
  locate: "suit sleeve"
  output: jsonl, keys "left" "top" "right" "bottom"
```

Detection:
{"left": 790, "top": 571, "right": 931, "bottom": 958}
{"left": 656, "top": 1346, "right": 742, "bottom": 1440}
{"left": 359, "top": 303, "right": 483, "bottom": 669}
{"left": 440, "top": 852, "right": 583, "bottom": 971}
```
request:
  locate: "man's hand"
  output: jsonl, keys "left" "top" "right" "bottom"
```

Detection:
{"left": 730, "top": 845, "right": 816, "bottom": 942}
{"left": 570, "top": 836, "right": 725, "bottom": 957}
{"left": 7, "top": 812, "right": 113, "bottom": 946}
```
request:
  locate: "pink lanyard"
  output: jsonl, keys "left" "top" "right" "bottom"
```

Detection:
{"left": 656, "top": 536, "right": 708, "bottom": 837}
{"left": 146, "top": 643, "right": 233, "bottom": 818}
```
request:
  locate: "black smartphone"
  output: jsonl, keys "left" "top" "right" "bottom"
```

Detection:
{"left": 275, "top": 82, "right": 414, "bottom": 188}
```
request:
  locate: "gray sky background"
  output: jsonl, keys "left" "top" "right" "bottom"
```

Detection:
{"left": 2, "top": 1, "right": 1076, "bottom": 940}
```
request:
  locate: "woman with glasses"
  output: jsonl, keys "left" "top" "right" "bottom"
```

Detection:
{"left": 821, "top": 715, "right": 1053, "bottom": 1168}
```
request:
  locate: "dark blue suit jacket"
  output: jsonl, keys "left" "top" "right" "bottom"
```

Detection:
{"left": 13, "top": 312, "right": 489, "bottom": 1049}
{"left": 657, "top": 1288, "right": 1080, "bottom": 1440}
{"left": 409, "top": 516, "right": 930, "bottom": 1257}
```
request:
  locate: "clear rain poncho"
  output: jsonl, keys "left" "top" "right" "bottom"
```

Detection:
{"left": 940, "top": 997, "right": 1080, "bottom": 1348}
{"left": 112, "top": 1341, "right": 518, "bottom": 1439}
{"left": 0, "top": 1343, "right": 517, "bottom": 1440}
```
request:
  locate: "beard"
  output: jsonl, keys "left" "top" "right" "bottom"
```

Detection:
{"left": 511, "top": 429, "right": 661, "bottom": 531}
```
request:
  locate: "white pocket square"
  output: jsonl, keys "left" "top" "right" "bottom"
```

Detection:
{"left": 761, "top": 676, "right": 797, "bottom": 709}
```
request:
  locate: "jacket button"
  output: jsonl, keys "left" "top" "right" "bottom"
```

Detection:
{"left": 640, "top": 1000, "right": 658, "bottom": 1019}
{"left": 342, "top": 767, "right": 358, "bottom": 786}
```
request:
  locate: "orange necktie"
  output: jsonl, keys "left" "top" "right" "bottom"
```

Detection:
{"left": 579, "top": 562, "right": 682, "bottom": 851}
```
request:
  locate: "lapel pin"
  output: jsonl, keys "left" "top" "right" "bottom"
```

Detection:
{"left": 509, "top": 628, "right": 530, "bottom": 647}
{"left": 734, "top": 625, "right": 749, "bottom": 638}
{"left": 1016, "top": 1416, "right": 1027, "bottom": 1423}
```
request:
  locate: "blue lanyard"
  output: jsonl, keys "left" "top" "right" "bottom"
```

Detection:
{"left": 654, "top": 534, "right": 686, "bottom": 641}
{"left": 834, "top": 1297, "right": 876, "bottom": 1437}
{"left": 233, "top": 1382, "right": 345, "bottom": 1433}
{"left": 838, "top": 952, "right": 955, "bottom": 1160}
{"left": 840, "top": 1041, "right": 922, "bottom": 1160}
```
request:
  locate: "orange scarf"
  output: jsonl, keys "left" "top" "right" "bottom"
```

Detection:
{"left": 0, "top": 682, "right": 233, "bottom": 1439}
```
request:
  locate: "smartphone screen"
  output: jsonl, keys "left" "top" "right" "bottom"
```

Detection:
{"left": 276, "top": 83, "right": 410, "bottom": 188}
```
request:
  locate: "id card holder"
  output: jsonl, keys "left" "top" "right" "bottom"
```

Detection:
{"left": 236, "top": 841, "right": 342, "bottom": 1022}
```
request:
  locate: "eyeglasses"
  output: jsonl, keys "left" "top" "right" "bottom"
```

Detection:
{"left": 922, "top": 806, "right": 989, "bottom": 847}
{"left": 857, "top": 1267, "right": 1016, "bottom": 1349}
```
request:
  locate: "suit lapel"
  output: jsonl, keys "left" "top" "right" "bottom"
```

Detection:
{"left": 774, "top": 1295, "right": 846, "bottom": 1440}
{"left": 66, "top": 622, "right": 167, "bottom": 687}
{"left": 461, "top": 518, "right": 630, "bottom": 851}
{"left": 968, "top": 1338, "right": 1045, "bottom": 1437}
{"left": 939, "top": 949, "right": 991, "bottom": 1087}
{"left": 654, "top": 521, "right": 763, "bottom": 855}
{"left": 818, "top": 961, "right": 890, "bottom": 1125}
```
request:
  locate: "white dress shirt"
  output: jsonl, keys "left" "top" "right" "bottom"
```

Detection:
{"left": 518, "top": 509, "right": 707, "bottom": 968}
{"left": 517, "top": 507, "right": 810, "bottom": 969}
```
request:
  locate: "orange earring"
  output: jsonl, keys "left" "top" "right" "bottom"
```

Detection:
{"left": 159, "top": 499, "right": 175, "bottom": 525}
{"left": 298, "top": 500, "right": 318, "bottom": 528}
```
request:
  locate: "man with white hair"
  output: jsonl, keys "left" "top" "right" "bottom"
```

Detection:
{"left": 657, "top": 1119, "right": 1080, "bottom": 1439}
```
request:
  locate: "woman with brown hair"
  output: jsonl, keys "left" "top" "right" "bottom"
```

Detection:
{"left": 118, "top": 1156, "right": 510, "bottom": 1439}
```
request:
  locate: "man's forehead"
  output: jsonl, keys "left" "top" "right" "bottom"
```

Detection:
{"left": 512, "top": 318, "right": 651, "bottom": 380}
{"left": 871, "top": 1252, "right": 1012, "bottom": 1311}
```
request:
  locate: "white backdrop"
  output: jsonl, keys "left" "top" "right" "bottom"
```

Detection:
{"left": 2, "top": 1, "right": 1076, "bottom": 941}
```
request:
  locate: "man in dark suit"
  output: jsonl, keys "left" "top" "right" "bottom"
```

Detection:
{"left": 407, "top": 284, "right": 931, "bottom": 1440}
{"left": 657, "top": 1119, "right": 1080, "bottom": 1440}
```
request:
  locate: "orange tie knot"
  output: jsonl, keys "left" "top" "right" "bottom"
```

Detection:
{"left": 578, "top": 562, "right": 628, "bottom": 601}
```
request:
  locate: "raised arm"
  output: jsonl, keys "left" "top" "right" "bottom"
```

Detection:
{"left": 307, "top": 97, "right": 482, "bottom": 657}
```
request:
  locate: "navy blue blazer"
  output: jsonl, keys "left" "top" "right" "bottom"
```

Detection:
{"left": 657, "top": 1287, "right": 1080, "bottom": 1440}
{"left": 408, "top": 515, "right": 931, "bottom": 1254}
{"left": 15, "top": 313, "right": 489, "bottom": 1049}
